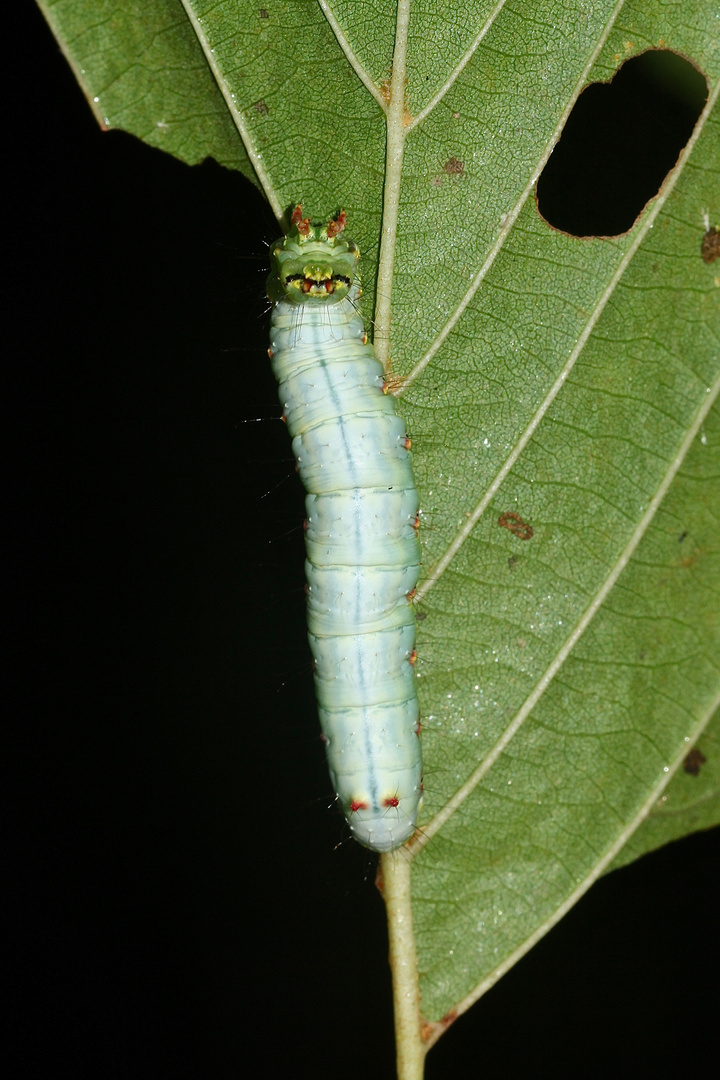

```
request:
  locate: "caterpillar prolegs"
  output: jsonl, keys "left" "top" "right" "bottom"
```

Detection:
{"left": 267, "top": 207, "right": 423, "bottom": 852}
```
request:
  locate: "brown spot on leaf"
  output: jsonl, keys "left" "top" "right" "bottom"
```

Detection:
{"left": 253, "top": 99, "right": 269, "bottom": 115}
{"left": 683, "top": 748, "right": 706, "bottom": 776}
{"left": 498, "top": 511, "right": 534, "bottom": 540}
{"left": 701, "top": 226, "right": 720, "bottom": 263}
{"left": 443, "top": 156, "right": 465, "bottom": 175}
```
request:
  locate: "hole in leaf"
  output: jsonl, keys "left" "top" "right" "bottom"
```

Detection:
{"left": 536, "top": 50, "right": 708, "bottom": 237}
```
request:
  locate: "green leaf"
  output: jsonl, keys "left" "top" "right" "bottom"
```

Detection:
{"left": 37, "top": 0, "right": 259, "bottom": 187}
{"left": 39, "top": 0, "right": 720, "bottom": 1045}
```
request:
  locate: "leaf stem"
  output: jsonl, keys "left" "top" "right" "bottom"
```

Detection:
{"left": 379, "top": 850, "right": 426, "bottom": 1080}
{"left": 374, "top": 0, "right": 411, "bottom": 371}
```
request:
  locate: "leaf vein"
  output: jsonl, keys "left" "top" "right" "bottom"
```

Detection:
{"left": 406, "top": 0, "right": 511, "bottom": 130}
{"left": 397, "top": 0, "right": 629, "bottom": 394}
{"left": 317, "top": 1, "right": 387, "bottom": 109}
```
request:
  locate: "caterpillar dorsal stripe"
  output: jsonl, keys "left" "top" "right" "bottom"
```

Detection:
{"left": 267, "top": 206, "right": 423, "bottom": 852}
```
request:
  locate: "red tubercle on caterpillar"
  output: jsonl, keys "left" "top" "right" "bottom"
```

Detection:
{"left": 402, "top": 433, "right": 412, "bottom": 450}
{"left": 414, "top": 718, "right": 422, "bottom": 737}
{"left": 319, "top": 732, "right": 328, "bottom": 744}
{"left": 408, "top": 649, "right": 418, "bottom": 667}
{"left": 350, "top": 799, "right": 368, "bottom": 812}
{"left": 412, "top": 515, "right": 421, "bottom": 531}
{"left": 383, "top": 795, "right": 400, "bottom": 808}
{"left": 267, "top": 347, "right": 274, "bottom": 358}
{"left": 291, "top": 205, "right": 311, "bottom": 235}
{"left": 406, "top": 587, "right": 417, "bottom": 602}
{"left": 326, "top": 210, "right": 347, "bottom": 238}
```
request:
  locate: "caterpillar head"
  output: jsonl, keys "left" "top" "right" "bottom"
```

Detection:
{"left": 268, "top": 206, "right": 360, "bottom": 305}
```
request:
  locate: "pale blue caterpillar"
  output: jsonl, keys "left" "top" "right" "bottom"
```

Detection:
{"left": 267, "top": 207, "right": 423, "bottom": 852}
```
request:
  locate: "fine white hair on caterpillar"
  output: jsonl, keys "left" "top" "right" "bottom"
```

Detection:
{"left": 267, "top": 206, "right": 423, "bottom": 852}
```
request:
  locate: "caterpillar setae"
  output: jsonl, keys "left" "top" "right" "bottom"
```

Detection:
{"left": 267, "top": 206, "right": 423, "bottom": 852}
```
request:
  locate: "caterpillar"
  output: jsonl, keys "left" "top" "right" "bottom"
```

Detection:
{"left": 267, "top": 206, "right": 423, "bottom": 852}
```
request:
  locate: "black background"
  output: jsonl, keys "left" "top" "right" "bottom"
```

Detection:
{"left": 9, "top": 7, "right": 718, "bottom": 1078}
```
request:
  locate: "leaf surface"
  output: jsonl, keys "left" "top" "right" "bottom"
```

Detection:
{"left": 38, "top": 0, "right": 720, "bottom": 1026}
